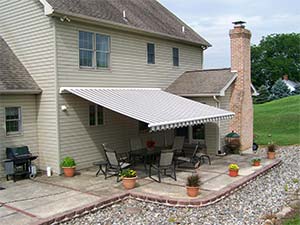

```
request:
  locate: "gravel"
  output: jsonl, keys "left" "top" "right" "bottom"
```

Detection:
{"left": 61, "top": 146, "right": 300, "bottom": 225}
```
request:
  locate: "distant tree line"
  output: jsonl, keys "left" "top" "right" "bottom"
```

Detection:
{"left": 251, "top": 33, "right": 300, "bottom": 104}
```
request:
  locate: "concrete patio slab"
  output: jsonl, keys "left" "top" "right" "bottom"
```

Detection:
{"left": 0, "top": 153, "right": 281, "bottom": 225}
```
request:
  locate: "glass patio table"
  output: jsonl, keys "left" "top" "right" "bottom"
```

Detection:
{"left": 129, "top": 147, "right": 164, "bottom": 171}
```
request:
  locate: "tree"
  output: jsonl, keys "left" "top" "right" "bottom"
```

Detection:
{"left": 251, "top": 33, "right": 300, "bottom": 88}
{"left": 292, "top": 84, "right": 300, "bottom": 95}
{"left": 270, "top": 79, "right": 291, "bottom": 100}
{"left": 254, "top": 85, "right": 270, "bottom": 104}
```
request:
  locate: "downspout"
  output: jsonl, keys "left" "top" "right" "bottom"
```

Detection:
{"left": 213, "top": 96, "right": 221, "bottom": 153}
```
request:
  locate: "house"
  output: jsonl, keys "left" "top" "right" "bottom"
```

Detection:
{"left": 282, "top": 75, "right": 300, "bottom": 92}
{"left": 0, "top": 0, "right": 253, "bottom": 177}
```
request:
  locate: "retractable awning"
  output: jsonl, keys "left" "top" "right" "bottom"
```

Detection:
{"left": 60, "top": 87, "right": 234, "bottom": 132}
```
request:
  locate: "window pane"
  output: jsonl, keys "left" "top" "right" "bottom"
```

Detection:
{"left": 96, "top": 52, "right": 109, "bottom": 68}
{"left": 79, "top": 31, "right": 93, "bottom": 49}
{"left": 147, "top": 43, "right": 155, "bottom": 64}
{"left": 6, "top": 121, "right": 19, "bottom": 133}
{"left": 89, "top": 105, "right": 96, "bottom": 126}
{"left": 80, "top": 50, "right": 93, "bottom": 67}
{"left": 96, "top": 34, "right": 110, "bottom": 52}
{"left": 97, "top": 106, "right": 104, "bottom": 125}
{"left": 173, "top": 48, "right": 179, "bottom": 66}
{"left": 5, "top": 107, "right": 19, "bottom": 120}
{"left": 192, "top": 124, "right": 205, "bottom": 140}
{"left": 175, "top": 127, "right": 189, "bottom": 140}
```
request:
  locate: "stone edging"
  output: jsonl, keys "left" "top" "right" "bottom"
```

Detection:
{"left": 34, "top": 159, "right": 281, "bottom": 225}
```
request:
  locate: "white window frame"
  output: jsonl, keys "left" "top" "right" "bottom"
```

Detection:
{"left": 5, "top": 106, "right": 22, "bottom": 136}
{"left": 189, "top": 124, "right": 205, "bottom": 144}
{"left": 79, "top": 30, "right": 111, "bottom": 69}
{"left": 89, "top": 104, "right": 104, "bottom": 127}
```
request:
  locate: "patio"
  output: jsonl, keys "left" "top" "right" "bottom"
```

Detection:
{"left": 0, "top": 150, "right": 281, "bottom": 225}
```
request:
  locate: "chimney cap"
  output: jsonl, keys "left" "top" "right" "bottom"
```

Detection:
{"left": 232, "top": 21, "right": 246, "bottom": 28}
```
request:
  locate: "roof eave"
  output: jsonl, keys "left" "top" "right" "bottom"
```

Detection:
{"left": 178, "top": 93, "right": 222, "bottom": 97}
{"left": 45, "top": 9, "right": 211, "bottom": 48}
{"left": 0, "top": 89, "right": 42, "bottom": 95}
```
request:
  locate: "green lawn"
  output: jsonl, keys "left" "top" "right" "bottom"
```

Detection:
{"left": 254, "top": 95, "right": 300, "bottom": 146}
{"left": 283, "top": 214, "right": 300, "bottom": 225}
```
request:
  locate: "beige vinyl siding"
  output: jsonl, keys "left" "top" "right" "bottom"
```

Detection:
{"left": 55, "top": 21, "right": 203, "bottom": 88}
{"left": 59, "top": 94, "right": 173, "bottom": 169}
{"left": 56, "top": 20, "right": 201, "bottom": 169}
{"left": 189, "top": 85, "right": 233, "bottom": 153}
{"left": 0, "top": 95, "right": 39, "bottom": 177}
{"left": 0, "top": 0, "right": 59, "bottom": 173}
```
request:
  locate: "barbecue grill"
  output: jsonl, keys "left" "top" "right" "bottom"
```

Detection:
{"left": 3, "top": 146, "right": 38, "bottom": 182}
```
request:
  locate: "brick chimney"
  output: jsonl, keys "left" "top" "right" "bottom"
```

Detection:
{"left": 229, "top": 21, "right": 253, "bottom": 150}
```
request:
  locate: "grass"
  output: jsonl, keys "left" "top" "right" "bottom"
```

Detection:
{"left": 254, "top": 95, "right": 300, "bottom": 146}
{"left": 282, "top": 214, "right": 300, "bottom": 225}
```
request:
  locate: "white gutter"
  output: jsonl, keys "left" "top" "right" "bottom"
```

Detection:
{"left": 39, "top": 0, "right": 54, "bottom": 15}
{"left": 0, "top": 89, "right": 42, "bottom": 94}
{"left": 213, "top": 96, "right": 221, "bottom": 153}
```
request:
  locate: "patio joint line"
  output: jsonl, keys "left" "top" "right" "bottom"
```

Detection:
{"left": 0, "top": 200, "right": 38, "bottom": 218}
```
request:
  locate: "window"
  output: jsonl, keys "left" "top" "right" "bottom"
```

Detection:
{"left": 5, "top": 107, "right": 22, "bottom": 135}
{"left": 89, "top": 105, "right": 104, "bottom": 126}
{"left": 175, "top": 127, "right": 189, "bottom": 141}
{"left": 192, "top": 124, "right": 205, "bottom": 140}
{"left": 173, "top": 47, "right": 179, "bottom": 66}
{"left": 147, "top": 43, "right": 155, "bottom": 64}
{"left": 79, "top": 31, "right": 110, "bottom": 68}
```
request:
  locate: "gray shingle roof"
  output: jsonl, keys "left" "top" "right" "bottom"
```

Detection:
{"left": 0, "top": 37, "right": 41, "bottom": 93}
{"left": 166, "top": 68, "right": 237, "bottom": 96}
{"left": 45, "top": 0, "right": 211, "bottom": 46}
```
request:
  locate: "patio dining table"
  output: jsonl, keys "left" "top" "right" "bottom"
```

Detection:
{"left": 130, "top": 147, "right": 164, "bottom": 171}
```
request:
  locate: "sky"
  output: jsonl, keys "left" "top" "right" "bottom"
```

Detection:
{"left": 160, "top": 0, "right": 300, "bottom": 69}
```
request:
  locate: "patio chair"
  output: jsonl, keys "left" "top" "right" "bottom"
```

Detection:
{"left": 149, "top": 149, "right": 176, "bottom": 183}
{"left": 176, "top": 143, "right": 201, "bottom": 168}
{"left": 130, "top": 137, "right": 144, "bottom": 150}
{"left": 102, "top": 144, "right": 131, "bottom": 182}
{"left": 172, "top": 136, "right": 185, "bottom": 156}
{"left": 195, "top": 142, "right": 211, "bottom": 166}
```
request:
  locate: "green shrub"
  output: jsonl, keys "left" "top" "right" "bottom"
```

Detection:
{"left": 119, "top": 169, "right": 137, "bottom": 178}
{"left": 61, "top": 157, "right": 76, "bottom": 168}
{"left": 228, "top": 164, "right": 239, "bottom": 171}
{"left": 251, "top": 157, "right": 261, "bottom": 163}
{"left": 186, "top": 174, "right": 200, "bottom": 187}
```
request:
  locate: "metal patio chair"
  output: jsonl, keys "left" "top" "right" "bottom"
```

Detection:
{"left": 102, "top": 144, "right": 131, "bottom": 182}
{"left": 172, "top": 136, "right": 185, "bottom": 156}
{"left": 195, "top": 142, "right": 211, "bottom": 166}
{"left": 176, "top": 143, "right": 201, "bottom": 168}
{"left": 149, "top": 149, "right": 176, "bottom": 183}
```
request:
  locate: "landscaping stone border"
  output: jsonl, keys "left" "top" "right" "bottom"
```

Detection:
{"left": 34, "top": 159, "right": 281, "bottom": 225}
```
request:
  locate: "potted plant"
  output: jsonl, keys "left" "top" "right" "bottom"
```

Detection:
{"left": 61, "top": 157, "right": 76, "bottom": 177}
{"left": 146, "top": 140, "right": 155, "bottom": 149}
{"left": 267, "top": 144, "right": 276, "bottom": 159}
{"left": 228, "top": 164, "right": 239, "bottom": 177}
{"left": 186, "top": 174, "right": 201, "bottom": 197}
{"left": 251, "top": 157, "right": 261, "bottom": 166}
{"left": 119, "top": 169, "right": 137, "bottom": 190}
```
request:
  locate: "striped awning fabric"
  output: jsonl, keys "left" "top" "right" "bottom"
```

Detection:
{"left": 60, "top": 87, "right": 234, "bottom": 132}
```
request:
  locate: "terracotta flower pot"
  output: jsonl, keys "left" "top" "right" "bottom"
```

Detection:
{"left": 253, "top": 161, "right": 260, "bottom": 166}
{"left": 268, "top": 152, "right": 276, "bottom": 159}
{"left": 122, "top": 177, "right": 137, "bottom": 190}
{"left": 229, "top": 169, "right": 239, "bottom": 177}
{"left": 186, "top": 186, "right": 200, "bottom": 197}
{"left": 62, "top": 167, "right": 76, "bottom": 177}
